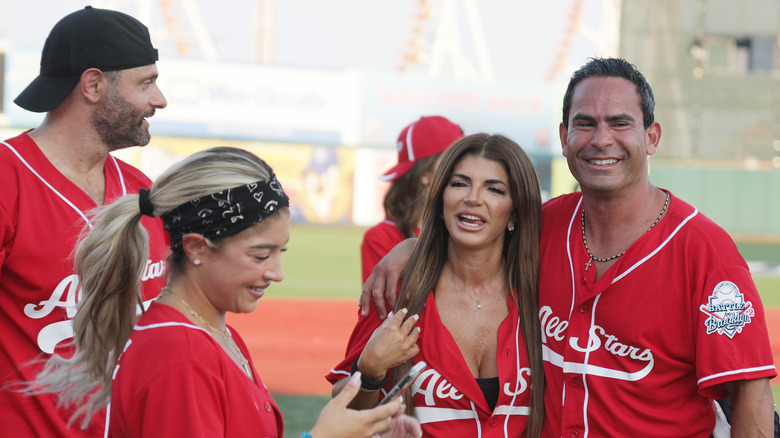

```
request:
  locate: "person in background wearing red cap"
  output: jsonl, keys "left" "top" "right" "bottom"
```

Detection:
{"left": 0, "top": 7, "right": 168, "bottom": 437}
{"left": 360, "top": 116, "right": 464, "bottom": 283}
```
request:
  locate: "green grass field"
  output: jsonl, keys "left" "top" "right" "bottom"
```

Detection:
{"left": 273, "top": 394, "right": 330, "bottom": 437}
{"left": 272, "top": 224, "right": 780, "bottom": 437}
{"left": 756, "top": 277, "right": 780, "bottom": 307}
{"left": 276, "top": 224, "right": 780, "bottom": 302}
{"left": 270, "top": 225, "right": 363, "bottom": 437}
{"left": 272, "top": 224, "right": 365, "bottom": 300}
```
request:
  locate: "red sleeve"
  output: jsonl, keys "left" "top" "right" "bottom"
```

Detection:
{"left": 334, "top": 222, "right": 404, "bottom": 384}
{"left": 325, "top": 298, "right": 387, "bottom": 384}
{"left": 694, "top": 265, "right": 777, "bottom": 398}
{"left": 360, "top": 222, "right": 404, "bottom": 283}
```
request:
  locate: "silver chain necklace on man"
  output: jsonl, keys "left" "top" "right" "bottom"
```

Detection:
{"left": 581, "top": 191, "right": 670, "bottom": 271}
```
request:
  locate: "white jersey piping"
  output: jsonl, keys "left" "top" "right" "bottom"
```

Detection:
{"left": 1, "top": 141, "right": 130, "bottom": 229}
{"left": 698, "top": 364, "right": 777, "bottom": 386}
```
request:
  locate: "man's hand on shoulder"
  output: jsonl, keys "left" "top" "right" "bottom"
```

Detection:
{"left": 360, "top": 238, "right": 417, "bottom": 319}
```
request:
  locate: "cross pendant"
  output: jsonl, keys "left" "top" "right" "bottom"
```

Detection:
{"left": 585, "top": 258, "right": 592, "bottom": 271}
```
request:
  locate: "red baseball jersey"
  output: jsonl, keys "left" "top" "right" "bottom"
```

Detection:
{"left": 108, "top": 302, "right": 283, "bottom": 438}
{"left": 361, "top": 219, "right": 407, "bottom": 283}
{"left": 539, "top": 191, "right": 776, "bottom": 438}
{"left": 328, "top": 292, "right": 533, "bottom": 437}
{"left": 0, "top": 133, "right": 168, "bottom": 437}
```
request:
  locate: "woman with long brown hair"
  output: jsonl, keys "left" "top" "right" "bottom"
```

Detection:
{"left": 328, "top": 134, "right": 544, "bottom": 437}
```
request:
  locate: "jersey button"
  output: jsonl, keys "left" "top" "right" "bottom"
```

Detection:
{"left": 265, "top": 401, "right": 272, "bottom": 412}
{"left": 490, "top": 418, "right": 497, "bottom": 427}
{"left": 579, "top": 304, "right": 588, "bottom": 313}
{"left": 571, "top": 377, "right": 581, "bottom": 388}
{"left": 570, "top": 431, "right": 580, "bottom": 438}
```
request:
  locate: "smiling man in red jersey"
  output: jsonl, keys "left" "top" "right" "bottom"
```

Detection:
{"left": 542, "top": 58, "right": 774, "bottom": 438}
{"left": 361, "top": 58, "right": 776, "bottom": 438}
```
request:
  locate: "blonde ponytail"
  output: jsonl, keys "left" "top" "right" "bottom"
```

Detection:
{"left": 28, "top": 146, "right": 278, "bottom": 428}
{"left": 30, "top": 195, "right": 148, "bottom": 428}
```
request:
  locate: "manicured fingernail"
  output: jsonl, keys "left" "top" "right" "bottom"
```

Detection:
{"left": 350, "top": 371, "right": 361, "bottom": 385}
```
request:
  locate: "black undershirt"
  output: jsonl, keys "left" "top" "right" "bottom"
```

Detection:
{"left": 476, "top": 377, "right": 499, "bottom": 411}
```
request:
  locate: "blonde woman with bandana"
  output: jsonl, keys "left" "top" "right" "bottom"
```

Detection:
{"left": 29, "top": 147, "right": 422, "bottom": 438}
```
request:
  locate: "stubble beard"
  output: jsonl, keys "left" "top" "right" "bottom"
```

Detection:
{"left": 92, "top": 88, "right": 152, "bottom": 151}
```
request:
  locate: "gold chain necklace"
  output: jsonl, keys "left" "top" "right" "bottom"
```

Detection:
{"left": 160, "top": 289, "right": 252, "bottom": 378}
{"left": 581, "top": 191, "right": 670, "bottom": 270}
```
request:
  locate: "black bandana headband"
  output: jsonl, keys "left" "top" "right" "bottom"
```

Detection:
{"left": 154, "top": 176, "right": 289, "bottom": 252}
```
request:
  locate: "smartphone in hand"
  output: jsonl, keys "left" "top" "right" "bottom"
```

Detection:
{"left": 378, "top": 361, "right": 427, "bottom": 405}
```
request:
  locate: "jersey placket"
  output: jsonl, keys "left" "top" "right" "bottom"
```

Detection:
{"left": 560, "top": 222, "right": 619, "bottom": 438}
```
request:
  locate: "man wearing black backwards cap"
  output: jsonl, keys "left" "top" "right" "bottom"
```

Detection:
{"left": 0, "top": 7, "right": 168, "bottom": 437}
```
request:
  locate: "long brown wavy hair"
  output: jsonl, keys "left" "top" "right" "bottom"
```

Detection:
{"left": 392, "top": 133, "right": 544, "bottom": 437}
{"left": 383, "top": 154, "right": 441, "bottom": 238}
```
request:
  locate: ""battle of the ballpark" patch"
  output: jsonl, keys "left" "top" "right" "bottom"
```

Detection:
{"left": 699, "top": 281, "right": 755, "bottom": 338}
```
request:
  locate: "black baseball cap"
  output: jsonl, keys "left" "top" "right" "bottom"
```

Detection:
{"left": 14, "top": 6, "right": 159, "bottom": 113}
